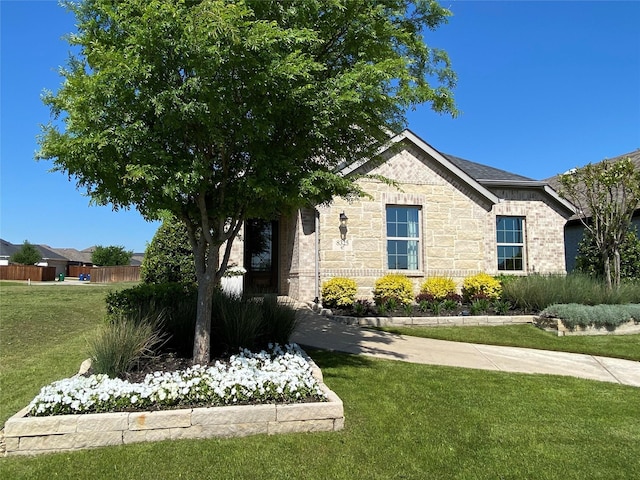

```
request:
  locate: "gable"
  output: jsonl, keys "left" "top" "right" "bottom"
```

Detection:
{"left": 342, "top": 129, "right": 574, "bottom": 216}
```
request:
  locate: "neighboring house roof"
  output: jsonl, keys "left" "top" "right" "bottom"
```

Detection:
{"left": 131, "top": 253, "right": 144, "bottom": 266}
{"left": 545, "top": 148, "right": 640, "bottom": 190}
{"left": 545, "top": 148, "right": 640, "bottom": 222}
{"left": 1, "top": 240, "right": 143, "bottom": 265}
{"left": 47, "top": 247, "right": 94, "bottom": 264}
{"left": 0, "top": 239, "right": 20, "bottom": 258}
{"left": 35, "top": 244, "right": 68, "bottom": 261}
{"left": 0, "top": 239, "right": 66, "bottom": 262}
{"left": 342, "top": 129, "right": 575, "bottom": 214}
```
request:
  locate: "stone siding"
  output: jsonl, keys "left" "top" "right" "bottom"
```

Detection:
{"left": 282, "top": 142, "right": 570, "bottom": 303}
{"left": 487, "top": 188, "right": 568, "bottom": 274}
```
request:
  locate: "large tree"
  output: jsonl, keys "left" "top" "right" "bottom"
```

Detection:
{"left": 558, "top": 157, "right": 640, "bottom": 289}
{"left": 91, "top": 245, "right": 133, "bottom": 266}
{"left": 37, "top": 0, "right": 457, "bottom": 363}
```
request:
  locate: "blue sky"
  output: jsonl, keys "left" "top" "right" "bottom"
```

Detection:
{"left": 1, "top": 1, "right": 639, "bottom": 252}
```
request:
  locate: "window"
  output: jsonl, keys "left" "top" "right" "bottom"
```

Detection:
{"left": 386, "top": 206, "right": 420, "bottom": 270}
{"left": 496, "top": 216, "right": 524, "bottom": 271}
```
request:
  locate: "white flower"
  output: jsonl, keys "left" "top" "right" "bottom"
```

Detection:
{"left": 27, "top": 344, "right": 327, "bottom": 416}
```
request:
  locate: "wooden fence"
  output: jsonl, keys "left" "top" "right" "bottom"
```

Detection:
{"left": 68, "top": 265, "right": 93, "bottom": 278}
{"left": 0, "top": 265, "right": 57, "bottom": 282}
{"left": 89, "top": 266, "right": 141, "bottom": 283}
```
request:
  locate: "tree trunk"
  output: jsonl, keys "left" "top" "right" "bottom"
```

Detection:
{"left": 613, "top": 249, "right": 621, "bottom": 290}
{"left": 603, "top": 253, "right": 612, "bottom": 290}
{"left": 192, "top": 238, "right": 222, "bottom": 365}
{"left": 192, "top": 270, "right": 216, "bottom": 365}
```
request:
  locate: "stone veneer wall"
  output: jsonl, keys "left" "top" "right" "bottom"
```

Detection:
{"left": 3, "top": 354, "right": 344, "bottom": 457}
{"left": 313, "top": 144, "right": 495, "bottom": 298}
{"left": 487, "top": 188, "right": 569, "bottom": 275}
{"left": 284, "top": 142, "right": 571, "bottom": 302}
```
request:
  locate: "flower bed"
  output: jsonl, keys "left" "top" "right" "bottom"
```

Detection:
{"left": 4, "top": 345, "right": 344, "bottom": 456}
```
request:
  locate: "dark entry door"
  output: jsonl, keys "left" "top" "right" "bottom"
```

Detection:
{"left": 244, "top": 219, "right": 278, "bottom": 294}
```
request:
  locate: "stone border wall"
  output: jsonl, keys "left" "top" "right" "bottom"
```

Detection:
{"left": 3, "top": 354, "right": 343, "bottom": 457}
{"left": 328, "top": 313, "right": 536, "bottom": 328}
{"left": 535, "top": 318, "right": 640, "bottom": 336}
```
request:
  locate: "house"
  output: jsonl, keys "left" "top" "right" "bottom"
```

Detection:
{"left": 227, "top": 130, "right": 576, "bottom": 302}
{"left": 0, "top": 239, "right": 19, "bottom": 265}
{"left": 0, "top": 240, "right": 145, "bottom": 279}
{"left": 0, "top": 239, "right": 68, "bottom": 276}
{"left": 545, "top": 149, "right": 640, "bottom": 272}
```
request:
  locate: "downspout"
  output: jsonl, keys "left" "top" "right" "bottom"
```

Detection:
{"left": 314, "top": 208, "right": 320, "bottom": 307}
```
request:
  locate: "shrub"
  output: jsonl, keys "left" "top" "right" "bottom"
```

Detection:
{"left": 419, "top": 277, "right": 457, "bottom": 300}
{"left": 540, "top": 303, "right": 640, "bottom": 330}
{"left": 105, "top": 283, "right": 197, "bottom": 357}
{"left": 212, "top": 292, "right": 264, "bottom": 354}
{"left": 492, "top": 299, "right": 512, "bottom": 315}
{"left": 461, "top": 273, "right": 502, "bottom": 302}
{"left": 211, "top": 293, "right": 298, "bottom": 355}
{"left": 321, "top": 277, "right": 358, "bottom": 309}
{"left": 470, "top": 298, "right": 490, "bottom": 315}
{"left": 352, "top": 299, "right": 373, "bottom": 316}
{"left": 373, "top": 274, "right": 414, "bottom": 306}
{"left": 575, "top": 227, "right": 640, "bottom": 281}
{"left": 89, "top": 312, "right": 167, "bottom": 378}
{"left": 258, "top": 295, "right": 297, "bottom": 347}
{"left": 141, "top": 215, "right": 196, "bottom": 284}
{"left": 501, "top": 274, "right": 640, "bottom": 312}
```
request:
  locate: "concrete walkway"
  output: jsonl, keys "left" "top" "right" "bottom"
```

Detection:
{"left": 291, "top": 305, "right": 640, "bottom": 388}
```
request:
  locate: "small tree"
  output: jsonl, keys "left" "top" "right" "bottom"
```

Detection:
{"left": 559, "top": 157, "right": 640, "bottom": 289}
{"left": 91, "top": 245, "right": 133, "bottom": 266}
{"left": 10, "top": 240, "right": 42, "bottom": 265}
{"left": 575, "top": 226, "right": 640, "bottom": 281}
{"left": 141, "top": 215, "right": 196, "bottom": 284}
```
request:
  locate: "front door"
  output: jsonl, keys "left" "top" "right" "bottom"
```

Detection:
{"left": 244, "top": 219, "right": 278, "bottom": 294}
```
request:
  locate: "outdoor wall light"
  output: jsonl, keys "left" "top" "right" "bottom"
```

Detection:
{"left": 339, "top": 212, "right": 349, "bottom": 242}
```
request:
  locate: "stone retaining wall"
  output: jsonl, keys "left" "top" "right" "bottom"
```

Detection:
{"left": 536, "top": 318, "right": 640, "bottom": 336}
{"left": 328, "top": 313, "right": 536, "bottom": 328}
{"left": 3, "top": 356, "right": 343, "bottom": 457}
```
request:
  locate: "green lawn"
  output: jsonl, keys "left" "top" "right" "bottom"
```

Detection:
{"left": 2, "top": 282, "right": 639, "bottom": 479}
{"left": 376, "top": 324, "right": 640, "bottom": 361}
{"left": 0, "top": 282, "right": 129, "bottom": 423}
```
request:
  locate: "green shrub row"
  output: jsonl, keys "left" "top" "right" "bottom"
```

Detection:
{"left": 321, "top": 273, "right": 504, "bottom": 308}
{"left": 500, "top": 274, "right": 640, "bottom": 312}
{"left": 539, "top": 303, "right": 640, "bottom": 330}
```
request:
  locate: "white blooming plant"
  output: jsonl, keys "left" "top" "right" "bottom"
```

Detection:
{"left": 27, "top": 344, "right": 326, "bottom": 417}
{"left": 223, "top": 265, "right": 247, "bottom": 277}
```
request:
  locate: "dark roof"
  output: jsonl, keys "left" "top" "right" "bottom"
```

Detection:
{"left": 0, "top": 240, "right": 66, "bottom": 261}
{"left": 36, "top": 244, "right": 69, "bottom": 261}
{"left": 544, "top": 149, "right": 640, "bottom": 221}
{"left": 442, "top": 153, "right": 534, "bottom": 183}
{"left": 0, "top": 239, "right": 20, "bottom": 258}
{"left": 47, "top": 247, "right": 93, "bottom": 264}
{"left": 545, "top": 149, "right": 640, "bottom": 191}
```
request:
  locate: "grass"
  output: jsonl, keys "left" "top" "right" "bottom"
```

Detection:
{"left": 0, "top": 282, "right": 131, "bottom": 424}
{"left": 375, "top": 324, "right": 640, "bottom": 362}
{"left": 1, "top": 351, "right": 639, "bottom": 479}
{"left": 2, "top": 281, "right": 640, "bottom": 478}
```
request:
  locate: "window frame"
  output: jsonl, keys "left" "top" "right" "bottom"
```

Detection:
{"left": 386, "top": 205, "right": 421, "bottom": 271}
{"left": 496, "top": 216, "right": 525, "bottom": 272}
